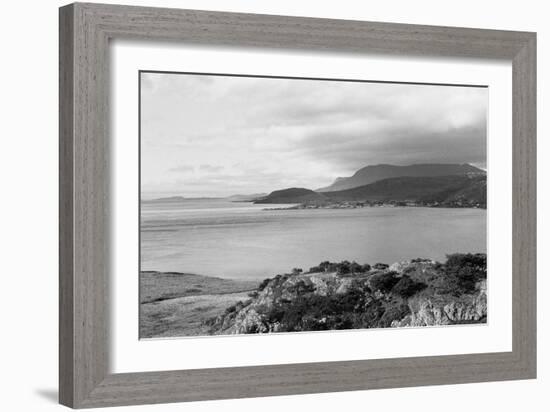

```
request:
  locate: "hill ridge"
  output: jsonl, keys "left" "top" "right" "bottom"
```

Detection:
{"left": 317, "top": 163, "right": 485, "bottom": 192}
{"left": 256, "top": 175, "right": 486, "bottom": 208}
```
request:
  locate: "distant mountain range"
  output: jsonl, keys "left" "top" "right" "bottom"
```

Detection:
{"left": 146, "top": 196, "right": 187, "bottom": 202}
{"left": 226, "top": 193, "right": 268, "bottom": 202}
{"left": 256, "top": 175, "right": 486, "bottom": 207}
{"left": 254, "top": 188, "right": 326, "bottom": 204}
{"left": 145, "top": 193, "right": 267, "bottom": 203}
{"left": 324, "top": 175, "right": 486, "bottom": 203}
{"left": 147, "top": 163, "right": 486, "bottom": 208}
{"left": 255, "top": 163, "right": 486, "bottom": 207}
{"left": 317, "top": 163, "right": 485, "bottom": 192}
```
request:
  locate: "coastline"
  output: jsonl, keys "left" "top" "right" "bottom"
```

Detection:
{"left": 140, "top": 253, "right": 487, "bottom": 338}
{"left": 140, "top": 272, "right": 258, "bottom": 338}
{"left": 263, "top": 201, "right": 486, "bottom": 211}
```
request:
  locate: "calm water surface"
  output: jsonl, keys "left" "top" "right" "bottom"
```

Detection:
{"left": 140, "top": 199, "right": 486, "bottom": 280}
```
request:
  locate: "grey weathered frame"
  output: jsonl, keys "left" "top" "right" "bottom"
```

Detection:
{"left": 59, "top": 2, "right": 536, "bottom": 409}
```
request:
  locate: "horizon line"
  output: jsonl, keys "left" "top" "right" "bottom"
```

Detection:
{"left": 142, "top": 162, "right": 487, "bottom": 201}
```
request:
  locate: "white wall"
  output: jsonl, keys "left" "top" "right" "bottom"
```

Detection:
{"left": 0, "top": 0, "right": 547, "bottom": 411}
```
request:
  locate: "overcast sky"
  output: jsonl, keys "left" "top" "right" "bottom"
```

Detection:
{"left": 140, "top": 72, "right": 487, "bottom": 199}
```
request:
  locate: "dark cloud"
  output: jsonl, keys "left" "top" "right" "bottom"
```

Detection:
{"left": 298, "top": 122, "right": 487, "bottom": 172}
{"left": 141, "top": 73, "right": 487, "bottom": 197}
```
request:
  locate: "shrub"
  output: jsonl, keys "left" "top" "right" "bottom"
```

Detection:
{"left": 357, "top": 299, "right": 385, "bottom": 327}
{"left": 391, "top": 275, "right": 427, "bottom": 298}
{"left": 349, "top": 261, "right": 362, "bottom": 273}
{"left": 378, "top": 302, "right": 410, "bottom": 327}
{"left": 225, "top": 301, "right": 243, "bottom": 314}
{"left": 262, "top": 288, "right": 369, "bottom": 332}
{"left": 258, "top": 281, "right": 417, "bottom": 332}
{"left": 287, "top": 279, "right": 315, "bottom": 295}
{"left": 257, "top": 278, "right": 271, "bottom": 291}
{"left": 330, "top": 312, "right": 356, "bottom": 330}
{"left": 403, "top": 265, "right": 417, "bottom": 275}
{"left": 336, "top": 261, "right": 351, "bottom": 275}
{"left": 431, "top": 274, "right": 460, "bottom": 296}
{"left": 432, "top": 253, "right": 487, "bottom": 296}
{"left": 318, "top": 261, "right": 331, "bottom": 272}
{"left": 291, "top": 268, "right": 303, "bottom": 275}
{"left": 444, "top": 253, "right": 486, "bottom": 292}
{"left": 350, "top": 261, "right": 363, "bottom": 274}
{"left": 369, "top": 271, "right": 400, "bottom": 293}
{"left": 351, "top": 278, "right": 372, "bottom": 294}
{"left": 308, "top": 261, "right": 373, "bottom": 275}
{"left": 308, "top": 260, "right": 372, "bottom": 274}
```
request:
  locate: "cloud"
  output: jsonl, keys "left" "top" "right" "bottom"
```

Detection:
{"left": 169, "top": 164, "right": 195, "bottom": 173}
{"left": 297, "top": 121, "right": 487, "bottom": 171}
{"left": 199, "top": 164, "right": 224, "bottom": 173}
{"left": 140, "top": 73, "right": 487, "bottom": 196}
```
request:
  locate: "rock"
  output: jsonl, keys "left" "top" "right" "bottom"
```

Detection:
{"left": 390, "top": 259, "right": 436, "bottom": 275}
{"left": 231, "top": 307, "right": 269, "bottom": 334}
{"left": 205, "top": 254, "right": 487, "bottom": 334}
{"left": 391, "top": 314, "right": 412, "bottom": 328}
{"left": 389, "top": 260, "right": 411, "bottom": 273}
{"left": 409, "top": 299, "right": 452, "bottom": 326}
{"left": 309, "top": 276, "right": 330, "bottom": 296}
{"left": 408, "top": 280, "right": 487, "bottom": 326}
{"left": 335, "top": 278, "right": 353, "bottom": 295}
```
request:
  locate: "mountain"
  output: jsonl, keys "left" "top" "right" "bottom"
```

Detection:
{"left": 317, "top": 163, "right": 486, "bottom": 192}
{"left": 145, "top": 196, "right": 226, "bottom": 202}
{"left": 255, "top": 175, "right": 486, "bottom": 207}
{"left": 254, "top": 188, "right": 327, "bottom": 204}
{"left": 145, "top": 195, "right": 186, "bottom": 202}
{"left": 324, "top": 175, "right": 486, "bottom": 206}
{"left": 226, "top": 193, "right": 268, "bottom": 202}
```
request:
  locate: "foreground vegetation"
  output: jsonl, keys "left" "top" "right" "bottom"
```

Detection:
{"left": 140, "top": 253, "right": 487, "bottom": 338}
{"left": 205, "top": 253, "right": 487, "bottom": 334}
{"left": 140, "top": 272, "right": 257, "bottom": 338}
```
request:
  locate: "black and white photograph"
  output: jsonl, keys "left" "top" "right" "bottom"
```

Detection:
{"left": 2, "top": 0, "right": 543, "bottom": 410}
{"left": 139, "top": 71, "right": 488, "bottom": 339}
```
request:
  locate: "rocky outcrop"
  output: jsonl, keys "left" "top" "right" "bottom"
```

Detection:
{"left": 392, "top": 280, "right": 487, "bottom": 327}
{"left": 206, "top": 253, "right": 487, "bottom": 335}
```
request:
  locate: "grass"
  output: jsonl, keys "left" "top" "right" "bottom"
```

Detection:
{"left": 140, "top": 271, "right": 258, "bottom": 338}
{"left": 140, "top": 271, "right": 257, "bottom": 303}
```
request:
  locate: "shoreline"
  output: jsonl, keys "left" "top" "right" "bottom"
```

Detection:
{"left": 139, "top": 271, "right": 258, "bottom": 338}
{"left": 263, "top": 201, "right": 486, "bottom": 211}
{"left": 140, "top": 253, "right": 487, "bottom": 338}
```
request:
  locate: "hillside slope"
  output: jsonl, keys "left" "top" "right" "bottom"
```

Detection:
{"left": 318, "top": 163, "right": 485, "bottom": 192}
{"left": 324, "top": 175, "right": 486, "bottom": 206}
{"left": 206, "top": 253, "right": 487, "bottom": 334}
{"left": 254, "top": 188, "right": 328, "bottom": 204}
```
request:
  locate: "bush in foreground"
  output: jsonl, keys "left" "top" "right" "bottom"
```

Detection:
{"left": 391, "top": 275, "right": 427, "bottom": 298}
{"left": 211, "top": 253, "right": 487, "bottom": 334}
{"left": 432, "top": 253, "right": 487, "bottom": 296}
{"left": 369, "top": 271, "right": 400, "bottom": 293}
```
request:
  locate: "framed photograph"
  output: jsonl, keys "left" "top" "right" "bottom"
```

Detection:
{"left": 59, "top": 3, "right": 536, "bottom": 408}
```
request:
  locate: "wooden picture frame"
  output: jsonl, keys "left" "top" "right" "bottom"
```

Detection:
{"left": 59, "top": 2, "right": 536, "bottom": 408}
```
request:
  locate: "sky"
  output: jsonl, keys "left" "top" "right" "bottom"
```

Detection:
{"left": 140, "top": 72, "right": 487, "bottom": 199}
